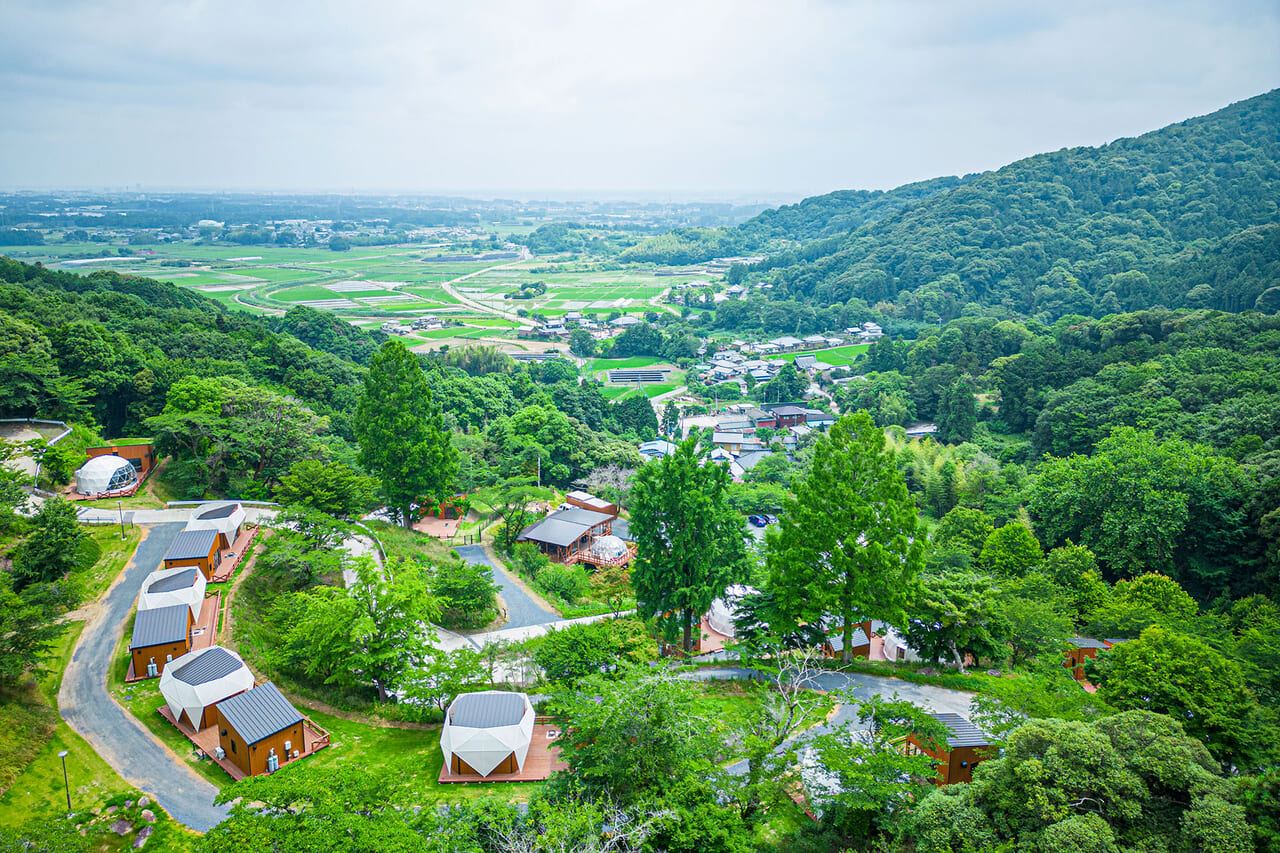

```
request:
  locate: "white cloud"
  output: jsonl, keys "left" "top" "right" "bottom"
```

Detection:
{"left": 0, "top": 0, "right": 1276, "bottom": 196}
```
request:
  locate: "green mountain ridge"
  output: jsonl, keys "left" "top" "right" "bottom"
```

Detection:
{"left": 665, "top": 89, "right": 1280, "bottom": 324}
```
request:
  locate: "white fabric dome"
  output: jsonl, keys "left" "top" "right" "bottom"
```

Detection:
{"left": 137, "top": 565, "right": 207, "bottom": 621}
{"left": 440, "top": 691, "right": 535, "bottom": 777}
{"left": 159, "top": 646, "right": 255, "bottom": 730}
{"left": 586, "top": 534, "right": 628, "bottom": 562}
{"left": 707, "top": 584, "right": 759, "bottom": 638}
{"left": 185, "top": 501, "right": 246, "bottom": 546}
{"left": 74, "top": 455, "right": 138, "bottom": 495}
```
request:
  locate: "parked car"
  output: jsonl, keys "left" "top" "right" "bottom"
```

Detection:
{"left": 748, "top": 514, "right": 768, "bottom": 527}
{"left": 763, "top": 514, "right": 779, "bottom": 524}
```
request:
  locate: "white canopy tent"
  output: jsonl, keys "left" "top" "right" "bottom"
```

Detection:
{"left": 440, "top": 691, "right": 535, "bottom": 777}
{"left": 159, "top": 646, "right": 255, "bottom": 730}
{"left": 74, "top": 455, "right": 138, "bottom": 495}
{"left": 137, "top": 565, "right": 207, "bottom": 621}
{"left": 184, "top": 501, "right": 247, "bottom": 548}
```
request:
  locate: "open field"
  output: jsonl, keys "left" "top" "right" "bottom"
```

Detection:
{"left": 765, "top": 343, "right": 871, "bottom": 367}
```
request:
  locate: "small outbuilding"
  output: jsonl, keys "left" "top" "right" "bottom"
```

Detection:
{"left": 160, "top": 646, "right": 254, "bottom": 730}
{"left": 129, "top": 603, "right": 193, "bottom": 679}
{"left": 904, "top": 712, "right": 995, "bottom": 786}
{"left": 137, "top": 565, "right": 207, "bottom": 621}
{"left": 163, "top": 528, "right": 222, "bottom": 580}
{"left": 74, "top": 455, "right": 139, "bottom": 496}
{"left": 440, "top": 691, "right": 536, "bottom": 777}
{"left": 216, "top": 682, "right": 306, "bottom": 778}
{"left": 185, "top": 501, "right": 246, "bottom": 549}
{"left": 86, "top": 441, "right": 156, "bottom": 476}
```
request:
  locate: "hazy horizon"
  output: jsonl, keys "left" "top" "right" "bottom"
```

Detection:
{"left": 3, "top": 1, "right": 1277, "bottom": 198}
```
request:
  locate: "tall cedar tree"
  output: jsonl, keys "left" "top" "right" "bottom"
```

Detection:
{"left": 355, "top": 341, "right": 457, "bottom": 528}
{"left": 768, "top": 412, "right": 925, "bottom": 661}
{"left": 630, "top": 438, "right": 746, "bottom": 653}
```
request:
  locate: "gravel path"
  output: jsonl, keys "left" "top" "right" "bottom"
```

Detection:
{"left": 454, "top": 544, "right": 559, "bottom": 629}
{"left": 59, "top": 522, "right": 232, "bottom": 832}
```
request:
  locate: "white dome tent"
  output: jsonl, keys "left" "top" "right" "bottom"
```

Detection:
{"left": 440, "top": 691, "right": 536, "bottom": 777}
{"left": 137, "top": 565, "right": 207, "bottom": 621}
{"left": 184, "top": 501, "right": 247, "bottom": 548}
{"left": 74, "top": 455, "right": 138, "bottom": 496}
{"left": 707, "top": 584, "right": 759, "bottom": 639}
{"left": 585, "top": 534, "right": 628, "bottom": 564}
{"left": 159, "top": 646, "right": 255, "bottom": 730}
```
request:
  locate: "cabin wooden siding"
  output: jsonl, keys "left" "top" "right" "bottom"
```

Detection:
{"left": 904, "top": 736, "right": 995, "bottom": 786}
{"left": 130, "top": 620, "right": 193, "bottom": 679}
{"left": 164, "top": 538, "right": 222, "bottom": 580}
{"left": 87, "top": 443, "right": 156, "bottom": 475}
{"left": 1064, "top": 645, "right": 1100, "bottom": 681}
{"left": 216, "top": 710, "right": 305, "bottom": 778}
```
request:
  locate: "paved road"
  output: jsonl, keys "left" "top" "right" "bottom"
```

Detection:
{"left": 59, "top": 522, "right": 231, "bottom": 832}
{"left": 454, "top": 545, "right": 558, "bottom": 630}
{"left": 685, "top": 667, "right": 977, "bottom": 775}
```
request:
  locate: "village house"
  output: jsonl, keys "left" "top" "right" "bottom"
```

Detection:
{"left": 215, "top": 682, "right": 307, "bottom": 778}
{"left": 903, "top": 713, "right": 996, "bottom": 786}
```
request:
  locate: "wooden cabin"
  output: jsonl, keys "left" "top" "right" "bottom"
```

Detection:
{"left": 163, "top": 528, "right": 222, "bottom": 581}
{"left": 516, "top": 506, "right": 614, "bottom": 564}
{"left": 215, "top": 682, "right": 306, "bottom": 778}
{"left": 822, "top": 620, "right": 873, "bottom": 660}
{"left": 564, "top": 490, "right": 618, "bottom": 518}
{"left": 1064, "top": 637, "right": 1109, "bottom": 681}
{"left": 129, "top": 603, "right": 193, "bottom": 679}
{"left": 904, "top": 712, "right": 995, "bottom": 786}
{"left": 86, "top": 441, "right": 157, "bottom": 476}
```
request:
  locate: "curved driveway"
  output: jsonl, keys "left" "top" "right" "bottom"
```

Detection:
{"left": 686, "top": 667, "right": 978, "bottom": 774}
{"left": 59, "top": 522, "right": 231, "bottom": 832}
{"left": 454, "top": 545, "right": 559, "bottom": 629}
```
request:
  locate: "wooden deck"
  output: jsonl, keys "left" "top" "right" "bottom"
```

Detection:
{"left": 210, "top": 525, "right": 258, "bottom": 583}
{"left": 159, "top": 705, "right": 330, "bottom": 782}
{"left": 124, "top": 591, "right": 222, "bottom": 682}
{"left": 438, "top": 723, "right": 568, "bottom": 783}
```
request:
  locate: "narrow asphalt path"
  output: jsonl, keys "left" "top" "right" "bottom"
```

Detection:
{"left": 685, "top": 667, "right": 977, "bottom": 775}
{"left": 454, "top": 545, "right": 559, "bottom": 630}
{"left": 59, "top": 522, "right": 232, "bottom": 832}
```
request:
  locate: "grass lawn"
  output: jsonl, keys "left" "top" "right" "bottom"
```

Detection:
{"left": 765, "top": 343, "right": 870, "bottom": 368}
{"left": 77, "top": 526, "right": 143, "bottom": 602}
{"left": 592, "top": 355, "right": 669, "bottom": 370}
{"left": 271, "top": 284, "right": 379, "bottom": 303}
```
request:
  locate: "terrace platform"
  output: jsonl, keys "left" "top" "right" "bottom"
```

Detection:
{"left": 210, "top": 524, "right": 258, "bottom": 583}
{"left": 124, "top": 591, "right": 221, "bottom": 682}
{"left": 414, "top": 515, "right": 461, "bottom": 539}
{"left": 159, "top": 705, "right": 331, "bottom": 782}
{"left": 438, "top": 722, "right": 567, "bottom": 783}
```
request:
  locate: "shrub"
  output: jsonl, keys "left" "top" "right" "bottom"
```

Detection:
{"left": 537, "top": 564, "right": 589, "bottom": 603}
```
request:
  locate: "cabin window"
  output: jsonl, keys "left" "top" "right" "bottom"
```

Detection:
{"left": 230, "top": 739, "right": 236, "bottom": 754}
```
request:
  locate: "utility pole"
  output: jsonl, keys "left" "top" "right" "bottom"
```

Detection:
{"left": 58, "top": 750, "right": 71, "bottom": 813}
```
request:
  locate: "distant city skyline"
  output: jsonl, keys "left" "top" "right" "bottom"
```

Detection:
{"left": 2, "top": 0, "right": 1277, "bottom": 199}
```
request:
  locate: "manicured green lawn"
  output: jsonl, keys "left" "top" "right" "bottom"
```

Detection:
{"left": 592, "top": 355, "right": 670, "bottom": 370}
{"left": 765, "top": 343, "right": 870, "bottom": 367}
{"left": 78, "top": 526, "right": 143, "bottom": 602}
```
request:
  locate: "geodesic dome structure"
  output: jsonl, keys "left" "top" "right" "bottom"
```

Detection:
{"left": 707, "top": 584, "right": 759, "bottom": 638}
{"left": 185, "top": 501, "right": 246, "bottom": 547}
{"left": 440, "top": 692, "right": 535, "bottom": 777}
{"left": 585, "top": 534, "right": 628, "bottom": 563}
{"left": 137, "top": 565, "right": 207, "bottom": 621}
{"left": 159, "top": 646, "right": 255, "bottom": 730}
{"left": 74, "top": 455, "right": 138, "bottom": 495}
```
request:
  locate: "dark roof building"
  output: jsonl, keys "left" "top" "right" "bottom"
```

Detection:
{"left": 217, "top": 682, "right": 304, "bottom": 746}
{"left": 449, "top": 691, "right": 528, "bottom": 728}
{"left": 130, "top": 604, "right": 191, "bottom": 650}
{"left": 904, "top": 712, "right": 996, "bottom": 786}
{"left": 165, "top": 529, "right": 220, "bottom": 562}
{"left": 147, "top": 568, "right": 199, "bottom": 594}
{"left": 929, "top": 713, "right": 992, "bottom": 749}
{"left": 170, "top": 646, "right": 242, "bottom": 686}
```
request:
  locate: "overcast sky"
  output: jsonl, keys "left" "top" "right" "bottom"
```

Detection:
{"left": 1, "top": 0, "right": 1277, "bottom": 200}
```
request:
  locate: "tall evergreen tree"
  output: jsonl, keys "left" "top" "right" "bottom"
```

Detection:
{"left": 768, "top": 412, "right": 925, "bottom": 661}
{"left": 936, "top": 377, "right": 977, "bottom": 442}
{"left": 355, "top": 341, "right": 457, "bottom": 528}
{"left": 630, "top": 438, "right": 746, "bottom": 653}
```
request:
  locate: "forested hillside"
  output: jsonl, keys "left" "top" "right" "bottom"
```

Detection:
{"left": 699, "top": 89, "right": 1280, "bottom": 324}
{"left": 618, "top": 176, "right": 967, "bottom": 265}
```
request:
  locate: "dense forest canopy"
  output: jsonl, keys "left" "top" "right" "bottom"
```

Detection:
{"left": 641, "top": 89, "right": 1280, "bottom": 324}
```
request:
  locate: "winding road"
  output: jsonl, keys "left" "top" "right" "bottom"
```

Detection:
{"left": 454, "top": 545, "right": 558, "bottom": 629}
{"left": 59, "top": 522, "right": 232, "bottom": 832}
